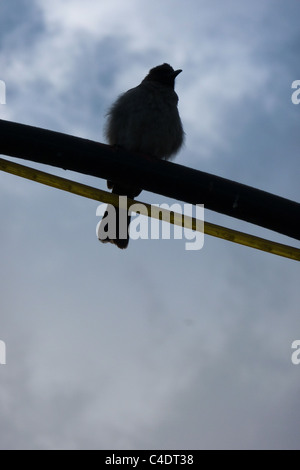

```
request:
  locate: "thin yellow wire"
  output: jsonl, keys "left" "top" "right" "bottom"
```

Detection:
{"left": 0, "top": 157, "right": 299, "bottom": 261}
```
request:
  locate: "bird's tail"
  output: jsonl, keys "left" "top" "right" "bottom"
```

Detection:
{"left": 98, "top": 205, "right": 131, "bottom": 249}
{"left": 98, "top": 183, "right": 141, "bottom": 249}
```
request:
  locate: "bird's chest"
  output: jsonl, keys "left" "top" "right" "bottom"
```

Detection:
{"left": 145, "top": 91, "right": 177, "bottom": 115}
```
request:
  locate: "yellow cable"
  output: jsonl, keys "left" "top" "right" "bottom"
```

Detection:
{"left": 0, "top": 157, "right": 299, "bottom": 261}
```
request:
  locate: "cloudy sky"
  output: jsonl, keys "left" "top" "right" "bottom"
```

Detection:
{"left": 0, "top": 0, "right": 300, "bottom": 450}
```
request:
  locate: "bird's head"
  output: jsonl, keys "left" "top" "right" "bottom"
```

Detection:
{"left": 142, "top": 63, "right": 182, "bottom": 89}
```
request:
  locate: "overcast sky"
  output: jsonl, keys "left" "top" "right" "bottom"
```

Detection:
{"left": 0, "top": 0, "right": 300, "bottom": 450}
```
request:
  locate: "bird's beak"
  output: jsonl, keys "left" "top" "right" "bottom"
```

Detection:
{"left": 173, "top": 69, "right": 182, "bottom": 78}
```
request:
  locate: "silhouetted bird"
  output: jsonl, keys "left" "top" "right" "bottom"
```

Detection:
{"left": 98, "top": 63, "right": 184, "bottom": 249}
